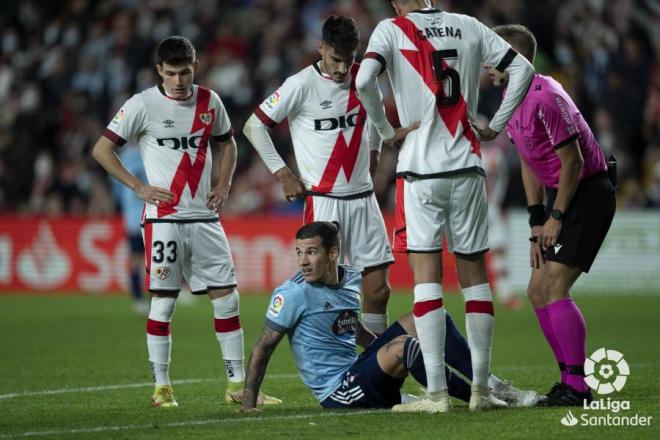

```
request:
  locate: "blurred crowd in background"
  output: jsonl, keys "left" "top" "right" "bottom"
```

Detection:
{"left": 0, "top": 0, "right": 658, "bottom": 217}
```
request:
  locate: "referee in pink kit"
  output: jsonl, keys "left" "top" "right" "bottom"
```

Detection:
{"left": 477, "top": 24, "right": 616, "bottom": 406}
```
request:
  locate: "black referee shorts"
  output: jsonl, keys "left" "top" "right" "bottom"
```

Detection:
{"left": 544, "top": 173, "right": 615, "bottom": 273}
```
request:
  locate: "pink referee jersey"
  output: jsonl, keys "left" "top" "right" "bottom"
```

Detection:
{"left": 506, "top": 74, "right": 606, "bottom": 188}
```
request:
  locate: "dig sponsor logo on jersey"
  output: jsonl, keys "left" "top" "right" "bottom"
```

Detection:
{"left": 314, "top": 113, "right": 364, "bottom": 131}
{"left": 156, "top": 136, "right": 205, "bottom": 150}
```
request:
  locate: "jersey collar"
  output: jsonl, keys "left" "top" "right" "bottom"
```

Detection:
{"left": 410, "top": 8, "right": 442, "bottom": 14}
{"left": 157, "top": 84, "right": 195, "bottom": 101}
{"left": 312, "top": 61, "right": 335, "bottom": 81}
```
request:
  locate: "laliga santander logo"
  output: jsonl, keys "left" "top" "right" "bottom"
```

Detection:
{"left": 561, "top": 410, "right": 579, "bottom": 427}
{"left": 584, "top": 348, "right": 630, "bottom": 395}
{"left": 560, "top": 349, "right": 653, "bottom": 428}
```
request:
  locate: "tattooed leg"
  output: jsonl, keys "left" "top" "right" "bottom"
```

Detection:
{"left": 376, "top": 335, "right": 409, "bottom": 378}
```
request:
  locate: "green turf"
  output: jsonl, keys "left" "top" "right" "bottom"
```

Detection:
{"left": 0, "top": 293, "right": 658, "bottom": 439}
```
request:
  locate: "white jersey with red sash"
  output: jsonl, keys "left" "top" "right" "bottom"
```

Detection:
{"left": 104, "top": 84, "right": 234, "bottom": 221}
{"left": 254, "top": 63, "right": 377, "bottom": 197}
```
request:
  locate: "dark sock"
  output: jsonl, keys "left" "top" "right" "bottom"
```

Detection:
{"left": 130, "top": 267, "right": 142, "bottom": 302}
{"left": 447, "top": 369, "right": 472, "bottom": 402}
{"left": 444, "top": 312, "right": 473, "bottom": 379}
{"left": 378, "top": 321, "right": 406, "bottom": 344}
{"left": 403, "top": 336, "right": 471, "bottom": 401}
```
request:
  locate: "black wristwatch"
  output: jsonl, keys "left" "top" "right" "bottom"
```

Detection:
{"left": 551, "top": 209, "right": 564, "bottom": 221}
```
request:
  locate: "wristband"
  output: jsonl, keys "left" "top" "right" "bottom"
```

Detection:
{"left": 527, "top": 204, "right": 545, "bottom": 227}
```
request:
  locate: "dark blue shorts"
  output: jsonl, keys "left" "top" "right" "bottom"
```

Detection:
{"left": 128, "top": 234, "right": 144, "bottom": 254}
{"left": 320, "top": 335, "right": 405, "bottom": 409}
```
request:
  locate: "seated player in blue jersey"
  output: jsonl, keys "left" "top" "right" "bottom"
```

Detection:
{"left": 240, "top": 222, "right": 538, "bottom": 411}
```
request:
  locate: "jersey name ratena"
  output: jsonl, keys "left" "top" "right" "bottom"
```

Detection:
{"left": 418, "top": 26, "right": 462, "bottom": 40}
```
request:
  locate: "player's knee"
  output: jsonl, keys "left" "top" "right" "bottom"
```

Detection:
{"left": 211, "top": 289, "right": 239, "bottom": 318}
{"left": 402, "top": 336, "right": 421, "bottom": 370}
{"left": 526, "top": 281, "right": 545, "bottom": 304}
{"left": 149, "top": 296, "right": 176, "bottom": 322}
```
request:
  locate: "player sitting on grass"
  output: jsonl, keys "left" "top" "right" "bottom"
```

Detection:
{"left": 240, "top": 222, "right": 538, "bottom": 412}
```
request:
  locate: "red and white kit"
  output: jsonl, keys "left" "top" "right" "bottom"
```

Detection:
{"left": 358, "top": 8, "right": 533, "bottom": 253}
{"left": 105, "top": 85, "right": 237, "bottom": 292}
{"left": 252, "top": 63, "right": 394, "bottom": 269}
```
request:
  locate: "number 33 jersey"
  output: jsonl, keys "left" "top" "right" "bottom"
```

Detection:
{"left": 254, "top": 63, "right": 380, "bottom": 197}
{"left": 363, "top": 8, "right": 515, "bottom": 178}
{"left": 104, "top": 85, "right": 234, "bottom": 221}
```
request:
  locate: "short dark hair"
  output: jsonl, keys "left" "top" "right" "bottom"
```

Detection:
{"left": 296, "top": 221, "right": 341, "bottom": 253}
{"left": 322, "top": 16, "right": 359, "bottom": 56}
{"left": 492, "top": 24, "right": 537, "bottom": 64}
{"left": 155, "top": 36, "right": 196, "bottom": 66}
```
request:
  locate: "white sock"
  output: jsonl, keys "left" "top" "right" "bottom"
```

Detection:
{"left": 362, "top": 313, "right": 388, "bottom": 334}
{"left": 146, "top": 296, "right": 176, "bottom": 386}
{"left": 463, "top": 283, "right": 495, "bottom": 387}
{"left": 412, "top": 283, "right": 447, "bottom": 394}
{"left": 212, "top": 291, "right": 245, "bottom": 383}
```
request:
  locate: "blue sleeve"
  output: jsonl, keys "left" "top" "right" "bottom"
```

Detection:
{"left": 265, "top": 284, "right": 306, "bottom": 331}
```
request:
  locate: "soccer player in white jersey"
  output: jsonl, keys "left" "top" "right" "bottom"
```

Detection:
{"left": 92, "top": 36, "right": 280, "bottom": 408}
{"left": 243, "top": 16, "right": 417, "bottom": 335}
{"left": 355, "top": 1, "right": 535, "bottom": 412}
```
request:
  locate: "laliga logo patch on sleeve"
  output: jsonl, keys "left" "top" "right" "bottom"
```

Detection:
{"left": 111, "top": 108, "right": 125, "bottom": 125}
{"left": 264, "top": 90, "right": 281, "bottom": 109}
{"left": 268, "top": 293, "right": 284, "bottom": 317}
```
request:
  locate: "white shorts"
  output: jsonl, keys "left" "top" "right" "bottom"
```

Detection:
{"left": 394, "top": 174, "right": 489, "bottom": 254}
{"left": 303, "top": 193, "right": 394, "bottom": 270}
{"left": 142, "top": 220, "right": 237, "bottom": 294}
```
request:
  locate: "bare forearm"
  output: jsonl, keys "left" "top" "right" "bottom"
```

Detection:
{"left": 520, "top": 159, "right": 544, "bottom": 206}
{"left": 553, "top": 156, "right": 582, "bottom": 213}
{"left": 243, "top": 346, "right": 274, "bottom": 408}
{"left": 92, "top": 139, "right": 141, "bottom": 190}
{"left": 356, "top": 321, "right": 377, "bottom": 349}
{"left": 213, "top": 139, "right": 237, "bottom": 189}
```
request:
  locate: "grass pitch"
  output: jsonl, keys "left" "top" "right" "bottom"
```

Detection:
{"left": 0, "top": 293, "right": 658, "bottom": 439}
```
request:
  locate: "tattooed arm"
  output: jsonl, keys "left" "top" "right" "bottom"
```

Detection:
{"left": 355, "top": 320, "right": 377, "bottom": 349}
{"left": 240, "top": 323, "right": 286, "bottom": 411}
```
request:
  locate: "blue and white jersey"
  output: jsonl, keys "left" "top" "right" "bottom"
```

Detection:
{"left": 265, "top": 265, "right": 362, "bottom": 402}
{"left": 116, "top": 145, "right": 147, "bottom": 234}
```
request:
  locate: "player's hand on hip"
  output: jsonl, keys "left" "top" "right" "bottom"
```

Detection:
{"left": 384, "top": 122, "right": 421, "bottom": 150}
{"left": 134, "top": 182, "right": 174, "bottom": 205}
{"left": 206, "top": 184, "right": 230, "bottom": 212}
{"left": 529, "top": 225, "right": 545, "bottom": 268}
{"left": 275, "top": 167, "right": 305, "bottom": 202}
{"left": 541, "top": 218, "right": 562, "bottom": 250}
{"left": 471, "top": 123, "right": 498, "bottom": 142}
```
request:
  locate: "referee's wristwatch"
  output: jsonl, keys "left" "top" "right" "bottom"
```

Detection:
{"left": 550, "top": 208, "right": 564, "bottom": 221}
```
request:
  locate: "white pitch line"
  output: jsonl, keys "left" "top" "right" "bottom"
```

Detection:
{"left": 0, "top": 409, "right": 386, "bottom": 439}
{"left": 1, "top": 362, "right": 655, "bottom": 401}
{"left": 0, "top": 374, "right": 299, "bottom": 401}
